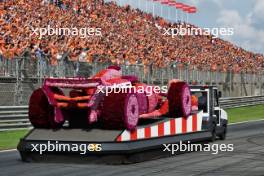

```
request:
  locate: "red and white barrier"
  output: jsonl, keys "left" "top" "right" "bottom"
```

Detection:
{"left": 116, "top": 111, "right": 203, "bottom": 142}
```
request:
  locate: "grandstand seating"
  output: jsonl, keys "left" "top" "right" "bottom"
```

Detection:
{"left": 0, "top": 0, "right": 263, "bottom": 74}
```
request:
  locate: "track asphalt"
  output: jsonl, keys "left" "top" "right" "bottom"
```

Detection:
{"left": 0, "top": 120, "right": 264, "bottom": 176}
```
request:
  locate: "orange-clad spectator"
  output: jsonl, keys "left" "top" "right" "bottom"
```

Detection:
{"left": 0, "top": 0, "right": 263, "bottom": 74}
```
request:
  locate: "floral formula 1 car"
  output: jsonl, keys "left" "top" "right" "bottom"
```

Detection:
{"left": 29, "top": 66, "right": 194, "bottom": 130}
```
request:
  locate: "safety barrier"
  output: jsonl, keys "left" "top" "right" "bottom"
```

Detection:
{"left": 220, "top": 96, "right": 264, "bottom": 109}
{"left": 0, "top": 106, "right": 31, "bottom": 131}
{"left": 0, "top": 96, "right": 263, "bottom": 131}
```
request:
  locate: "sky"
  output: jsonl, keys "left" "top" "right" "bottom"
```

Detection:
{"left": 107, "top": 0, "right": 264, "bottom": 55}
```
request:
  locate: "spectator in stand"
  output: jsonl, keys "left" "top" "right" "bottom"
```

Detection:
{"left": 0, "top": 0, "right": 263, "bottom": 74}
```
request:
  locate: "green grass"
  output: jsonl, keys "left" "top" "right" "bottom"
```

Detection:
{"left": 0, "top": 129, "right": 29, "bottom": 150}
{"left": 226, "top": 105, "right": 264, "bottom": 123}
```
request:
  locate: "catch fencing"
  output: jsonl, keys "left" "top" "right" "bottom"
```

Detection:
{"left": 0, "top": 57, "right": 264, "bottom": 105}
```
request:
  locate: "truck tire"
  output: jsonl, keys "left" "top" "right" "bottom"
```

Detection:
{"left": 219, "top": 126, "right": 227, "bottom": 140}
{"left": 29, "top": 88, "right": 64, "bottom": 128}
{"left": 210, "top": 124, "right": 217, "bottom": 142}
{"left": 102, "top": 90, "right": 139, "bottom": 130}
{"left": 168, "top": 81, "right": 191, "bottom": 117}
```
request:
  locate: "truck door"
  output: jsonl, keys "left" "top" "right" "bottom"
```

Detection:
{"left": 213, "top": 89, "right": 221, "bottom": 126}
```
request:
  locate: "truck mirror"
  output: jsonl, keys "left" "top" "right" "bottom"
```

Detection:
{"left": 218, "top": 91, "right": 222, "bottom": 98}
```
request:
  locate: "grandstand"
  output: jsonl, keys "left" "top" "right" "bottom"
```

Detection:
{"left": 0, "top": 0, "right": 263, "bottom": 105}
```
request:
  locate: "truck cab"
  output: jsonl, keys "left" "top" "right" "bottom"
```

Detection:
{"left": 190, "top": 86, "right": 228, "bottom": 141}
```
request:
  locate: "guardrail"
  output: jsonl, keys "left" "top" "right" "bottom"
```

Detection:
{"left": 0, "top": 106, "right": 31, "bottom": 131}
{"left": 220, "top": 95, "right": 264, "bottom": 109}
{"left": 0, "top": 96, "right": 263, "bottom": 131}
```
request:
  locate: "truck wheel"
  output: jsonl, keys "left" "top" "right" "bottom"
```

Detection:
{"left": 210, "top": 124, "right": 217, "bottom": 142}
{"left": 29, "top": 88, "right": 64, "bottom": 128}
{"left": 168, "top": 81, "right": 191, "bottom": 117}
{"left": 219, "top": 126, "right": 227, "bottom": 140}
{"left": 102, "top": 91, "right": 139, "bottom": 130}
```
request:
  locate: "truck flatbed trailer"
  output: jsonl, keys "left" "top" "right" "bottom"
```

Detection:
{"left": 17, "top": 111, "right": 213, "bottom": 164}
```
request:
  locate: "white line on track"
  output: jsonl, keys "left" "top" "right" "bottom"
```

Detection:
{"left": 229, "top": 118, "right": 264, "bottom": 125}
{"left": 0, "top": 149, "right": 17, "bottom": 153}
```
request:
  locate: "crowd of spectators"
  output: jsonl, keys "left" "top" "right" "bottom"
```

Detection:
{"left": 0, "top": 0, "right": 263, "bottom": 73}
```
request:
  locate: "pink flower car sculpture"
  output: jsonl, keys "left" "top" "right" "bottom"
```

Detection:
{"left": 28, "top": 66, "right": 192, "bottom": 130}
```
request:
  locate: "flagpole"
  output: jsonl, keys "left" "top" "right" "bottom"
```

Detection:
{"left": 169, "top": 6, "right": 171, "bottom": 21}
{"left": 152, "top": 1, "right": 155, "bottom": 16}
{"left": 145, "top": 0, "right": 148, "bottom": 13}
{"left": 180, "top": 10, "right": 183, "bottom": 23}
{"left": 161, "top": 4, "right": 163, "bottom": 18}
{"left": 176, "top": 9, "right": 178, "bottom": 22}
{"left": 179, "top": 9, "right": 181, "bottom": 22}
{"left": 184, "top": 11, "right": 186, "bottom": 22}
